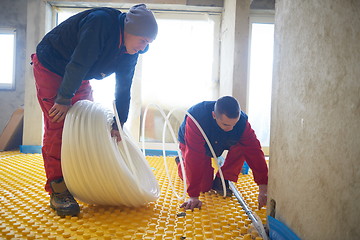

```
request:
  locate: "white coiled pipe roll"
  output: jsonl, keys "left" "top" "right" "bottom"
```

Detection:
{"left": 61, "top": 100, "right": 160, "bottom": 207}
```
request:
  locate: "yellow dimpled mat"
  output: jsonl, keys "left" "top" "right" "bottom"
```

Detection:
{"left": 0, "top": 151, "right": 266, "bottom": 240}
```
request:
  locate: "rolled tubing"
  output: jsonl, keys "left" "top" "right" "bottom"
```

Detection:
{"left": 61, "top": 100, "right": 160, "bottom": 207}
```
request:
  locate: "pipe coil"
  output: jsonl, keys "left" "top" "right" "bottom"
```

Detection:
{"left": 61, "top": 100, "right": 160, "bottom": 207}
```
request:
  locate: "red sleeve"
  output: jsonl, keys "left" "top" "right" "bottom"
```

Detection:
{"left": 239, "top": 121, "right": 268, "bottom": 185}
{"left": 183, "top": 117, "right": 211, "bottom": 197}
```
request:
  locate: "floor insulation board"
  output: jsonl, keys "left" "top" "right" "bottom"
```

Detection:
{"left": 0, "top": 151, "right": 266, "bottom": 240}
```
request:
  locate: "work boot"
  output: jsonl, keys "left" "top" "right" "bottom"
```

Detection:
{"left": 50, "top": 178, "right": 80, "bottom": 217}
{"left": 212, "top": 176, "right": 233, "bottom": 197}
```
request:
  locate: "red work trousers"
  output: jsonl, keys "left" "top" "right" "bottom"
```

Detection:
{"left": 31, "top": 54, "right": 93, "bottom": 193}
{"left": 177, "top": 142, "right": 246, "bottom": 194}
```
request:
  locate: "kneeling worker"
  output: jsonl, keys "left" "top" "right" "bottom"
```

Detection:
{"left": 176, "top": 96, "right": 268, "bottom": 211}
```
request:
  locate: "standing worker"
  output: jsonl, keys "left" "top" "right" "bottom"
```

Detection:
{"left": 31, "top": 4, "right": 158, "bottom": 216}
{"left": 177, "top": 96, "right": 268, "bottom": 210}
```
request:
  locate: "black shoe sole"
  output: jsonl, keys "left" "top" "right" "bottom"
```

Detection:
{"left": 50, "top": 204, "right": 80, "bottom": 217}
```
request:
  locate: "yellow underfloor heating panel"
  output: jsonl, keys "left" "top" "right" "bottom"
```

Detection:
{"left": 0, "top": 151, "right": 266, "bottom": 240}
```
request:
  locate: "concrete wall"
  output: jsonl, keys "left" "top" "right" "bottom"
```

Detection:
{"left": 219, "top": 0, "right": 251, "bottom": 111}
{"left": 232, "top": 0, "right": 251, "bottom": 111}
{"left": 0, "top": 0, "right": 27, "bottom": 136}
{"left": 219, "top": 0, "right": 236, "bottom": 99}
{"left": 269, "top": 0, "right": 360, "bottom": 239}
{"left": 22, "top": 0, "right": 52, "bottom": 147}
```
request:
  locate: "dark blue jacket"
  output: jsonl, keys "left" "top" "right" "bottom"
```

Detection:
{"left": 178, "top": 101, "right": 248, "bottom": 157}
{"left": 36, "top": 7, "right": 148, "bottom": 123}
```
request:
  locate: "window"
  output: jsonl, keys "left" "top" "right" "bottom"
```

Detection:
{"left": 140, "top": 14, "right": 220, "bottom": 143}
{"left": 142, "top": 16, "right": 218, "bottom": 109}
{"left": 0, "top": 29, "right": 16, "bottom": 90}
{"left": 248, "top": 19, "right": 274, "bottom": 151}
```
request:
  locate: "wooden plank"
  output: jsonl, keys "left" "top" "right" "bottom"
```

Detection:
{"left": 0, "top": 108, "right": 24, "bottom": 151}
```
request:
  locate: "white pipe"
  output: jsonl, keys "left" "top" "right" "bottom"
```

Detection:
{"left": 113, "top": 101, "right": 142, "bottom": 194}
{"left": 141, "top": 104, "right": 187, "bottom": 200}
{"left": 141, "top": 104, "right": 228, "bottom": 198}
{"left": 61, "top": 100, "right": 160, "bottom": 207}
{"left": 165, "top": 108, "right": 228, "bottom": 198}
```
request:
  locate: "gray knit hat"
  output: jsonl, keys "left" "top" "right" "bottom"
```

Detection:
{"left": 124, "top": 4, "right": 158, "bottom": 40}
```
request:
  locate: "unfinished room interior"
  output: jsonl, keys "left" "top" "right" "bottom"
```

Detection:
{"left": 0, "top": 0, "right": 359, "bottom": 239}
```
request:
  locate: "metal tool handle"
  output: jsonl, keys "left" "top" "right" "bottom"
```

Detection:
{"left": 229, "top": 181, "right": 268, "bottom": 240}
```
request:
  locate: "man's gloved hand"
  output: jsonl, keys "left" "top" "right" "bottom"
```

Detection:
{"left": 258, "top": 184, "right": 268, "bottom": 209}
{"left": 180, "top": 197, "right": 202, "bottom": 211}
